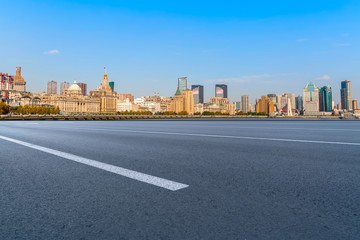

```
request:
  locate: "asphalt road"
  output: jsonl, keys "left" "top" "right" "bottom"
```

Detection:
{"left": 1, "top": 120, "right": 360, "bottom": 239}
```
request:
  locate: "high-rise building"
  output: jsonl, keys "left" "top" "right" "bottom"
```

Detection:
{"left": 234, "top": 101, "right": 241, "bottom": 110}
{"left": 337, "top": 103, "right": 342, "bottom": 110}
{"left": 60, "top": 81, "right": 70, "bottom": 95}
{"left": 47, "top": 80, "right": 58, "bottom": 95}
{"left": 241, "top": 95, "right": 250, "bottom": 113}
{"left": 319, "top": 86, "right": 332, "bottom": 112}
{"left": 255, "top": 96, "right": 274, "bottom": 114}
{"left": 295, "top": 95, "right": 303, "bottom": 112}
{"left": 215, "top": 84, "right": 228, "bottom": 98}
{"left": 178, "top": 77, "right": 188, "bottom": 93}
{"left": 191, "top": 85, "right": 204, "bottom": 104}
{"left": 353, "top": 100, "right": 358, "bottom": 110}
{"left": 303, "top": 82, "right": 320, "bottom": 115}
{"left": 267, "top": 94, "right": 277, "bottom": 105}
{"left": 277, "top": 93, "right": 295, "bottom": 110}
{"left": 341, "top": 80, "right": 352, "bottom": 111}
{"left": 13, "top": 66, "right": 26, "bottom": 92}
{"left": 77, "top": 83, "right": 87, "bottom": 96}
{"left": 109, "top": 81, "right": 114, "bottom": 92}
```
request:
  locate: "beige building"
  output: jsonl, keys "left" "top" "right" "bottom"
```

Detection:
{"left": 256, "top": 96, "right": 275, "bottom": 114}
{"left": 170, "top": 88, "right": 195, "bottom": 114}
{"left": 41, "top": 82, "right": 100, "bottom": 114}
{"left": 203, "top": 97, "right": 236, "bottom": 115}
{"left": 13, "top": 67, "right": 26, "bottom": 92}
{"left": 89, "top": 72, "right": 117, "bottom": 113}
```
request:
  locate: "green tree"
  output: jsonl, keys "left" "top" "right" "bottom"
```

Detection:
{"left": 0, "top": 102, "right": 10, "bottom": 115}
{"left": 178, "top": 111, "right": 189, "bottom": 115}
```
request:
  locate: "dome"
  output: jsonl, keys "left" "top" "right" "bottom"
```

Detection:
{"left": 68, "top": 81, "right": 81, "bottom": 91}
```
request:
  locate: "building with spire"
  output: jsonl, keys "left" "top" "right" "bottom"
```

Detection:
{"left": 13, "top": 66, "right": 26, "bottom": 92}
{"left": 89, "top": 68, "right": 117, "bottom": 113}
{"left": 170, "top": 87, "right": 194, "bottom": 114}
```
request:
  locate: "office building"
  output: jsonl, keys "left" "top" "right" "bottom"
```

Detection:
{"left": 234, "top": 101, "right": 241, "bottom": 110}
{"left": 60, "top": 81, "right": 70, "bottom": 95}
{"left": 109, "top": 81, "right": 114, "bottom": 92}
{"left": 341, "top": 80, "right": 352, "bottom": 111}
{"left": 215, "top": 84, "right": 228, "bottom": 98}
{"left": 267, "top": 94, "right": 277, "bottom": 105}
{"left": 191, "top": 85, "right": 204, "bottom": 104}
{"left": 77, "top": 83, "right": 87, "bottom": 96}
{"left": 178, "top": 77, "right": 187, "bottom": 93}
{"left": 353, "top": 100, "right": 358, "bottom": 110}
{"left": 295, "top": 95, "right": 303, "bottom": 112}
{"left": 319, "top": 86, "right": 332, "bottom": 112}
{"left": 303, "top": 82, "right": 320, "bottom": 115}
{"left": 47, "top": 80, "right": 57, "bottom": 95}
{"left": 278, "top": 93, "right": 295, "bottom": 111}
{"left": 256, "top": 96, "right": 274, "bottom": 114}
{"left": 241, "top": 95, "right": 250, "bottom": 113}
{"left": 171, "top": 88, "right": 194, "bottom": 114}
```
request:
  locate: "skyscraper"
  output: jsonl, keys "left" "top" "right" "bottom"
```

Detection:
{"left": 47, "top": 80, "right": 57, "bottom": 95}
{"left": 234, "top": 101, "right": 241, "bottom": 110}
{"left": 319, "top": 86, "right": 332, "bottom": 112}
{"left": 256, "top": 96, "right": 274, "bottom": 114}
{"left": 215, "top": 84, "right": 228, "bottom": 98}
{"left": 295, "top": 95, "right": 303, "bottom": 112}
{"left": 303, "top": 82, "right": 319, "bottom": 115}
{"left": 77, "top": 83, "right": 87, "bottom": 96}
{"left": 267, "top": 94, "right": 277, "bottom": 105}
{"left": 341, "top": 80, "right": 352, "bottom": 111}
{"left": 191, "top": 85, "right": 204, "bottom": 104}
{"left": 241, "top": 95, "right": 250, "bottom": 113}
{"left": 178, "top": 77, "right": 188, "bottom": 93}
{"left": 60, "top": 81, "right": 70, "bottom": 95}
{"left": 278, "top": 93, "right": 295, "bottom": 110}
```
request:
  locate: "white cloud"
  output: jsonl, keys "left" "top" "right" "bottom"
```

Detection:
{"left": 296, "top": 38, "right": 308, "bottom": 42}
{"left": 44, "top": 49, "right": 60, "bottom": 55}
{"left": 315, "top": 75, "right": 330, "bottom": 81}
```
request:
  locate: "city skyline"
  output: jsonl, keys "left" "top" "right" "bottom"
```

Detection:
{"left": 1, "top": 0, "right": 359, "bottom": 103}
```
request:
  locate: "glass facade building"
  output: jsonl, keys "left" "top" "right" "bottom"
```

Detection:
{"left": 178, "top": 77, "right": 188, "bottom": 93}
{"left": 215, "top": 84, "right": 228, "bottom": 98}
{"left": 295, "top": 95, "right": 303, "bottom": 112}
{"left": 109, "top": 81, "right": 114, "bottom": 92}
{"left": 319, "top": 86, "right": 332, "bottom": 112}
{"left": 191, "top": 85, "right": 204, "bottom": 104}
{"left": 340, "top": 80, "right": 352, "bottom": 111}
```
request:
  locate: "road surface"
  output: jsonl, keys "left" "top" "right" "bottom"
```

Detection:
{"left": 1, "top": 120, "right": 359, "bottom": 239}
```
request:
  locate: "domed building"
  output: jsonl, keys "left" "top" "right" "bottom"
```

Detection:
{"left": 40, "top": 81, "right": 100, "bottom": 114}
{"left": 64, "top": 81, "right": 82, "bottom": 96}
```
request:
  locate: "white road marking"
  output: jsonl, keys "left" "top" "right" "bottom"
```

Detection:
{"left": 0, "top": 135, "right": 189, "bottom": 191}
{"left": 56, "top": 126, "right": 360, "bottom": 146}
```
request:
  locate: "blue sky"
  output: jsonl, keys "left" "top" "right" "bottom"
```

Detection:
{"left": 1, "top": 0, "right": 359, "bottom": 103}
